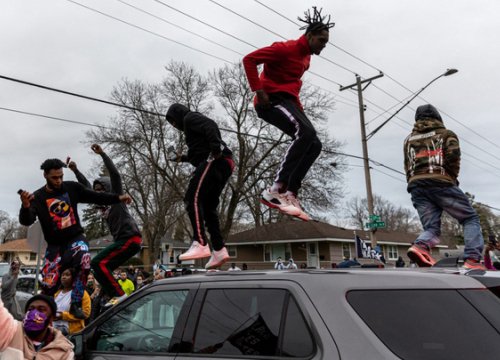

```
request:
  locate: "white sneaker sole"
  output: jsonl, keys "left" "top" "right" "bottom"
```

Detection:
{"left": 179, "top": 250, "right": 211, "bottom": 261}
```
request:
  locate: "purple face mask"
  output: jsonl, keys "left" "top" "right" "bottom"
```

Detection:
{"left": 23, "top": 309, "right": 49, "bottom": 337}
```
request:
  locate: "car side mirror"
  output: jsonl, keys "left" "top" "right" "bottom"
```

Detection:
{"left": 71, "top": 333, "right": 84, "bottom": 359}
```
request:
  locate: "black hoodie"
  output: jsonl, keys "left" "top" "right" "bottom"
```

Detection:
{"left": 166, "top": 104, "right": 231, "bottom": 167}
{"left": 75, "top": 152, "right": 141, "bottom": 242}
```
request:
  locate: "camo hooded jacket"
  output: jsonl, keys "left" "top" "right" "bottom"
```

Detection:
{"left": 404, "top": 104, "right": 460, "bottom": 186}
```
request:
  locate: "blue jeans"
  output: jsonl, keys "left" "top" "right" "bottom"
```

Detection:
{"left": 409, "top": 182, "right": 483, "bottom": 261}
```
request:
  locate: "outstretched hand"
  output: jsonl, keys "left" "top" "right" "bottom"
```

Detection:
{"left": 66, "top": 157, "right": 77, "bottom": 171}
{"left": 119, "top": 194, "right": 132, "bottom": 205}
{"left": 91, "top": 144, "right": 104, "bottom": 154}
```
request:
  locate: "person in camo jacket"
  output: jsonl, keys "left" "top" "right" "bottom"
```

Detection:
{"left": 404, "top": 104, "right": 484, "bottom": 270}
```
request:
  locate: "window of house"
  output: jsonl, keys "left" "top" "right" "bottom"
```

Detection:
{"left": 264, "top": 244, "right": 291, "bottom": 262}
{"left": 387, "top": 245, "right": 398, "bottom": 260}
{"left": 342, "top": 243, "right": 351, "bottom": 259}
{"left": 192, "top": 289, "right": 315, "bottom": 357}
{"left": 29, "top": 252, "right": 36, "bottom": 261}
{"left": 92, "top": 290, "right": 189, "bottom": 353}
{"left": 227, "top": 245, "right": 237, "bottom": 258}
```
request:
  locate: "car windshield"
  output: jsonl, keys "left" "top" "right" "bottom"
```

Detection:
{"left": 0, "top": 263, "right": 10, "bottom": 277}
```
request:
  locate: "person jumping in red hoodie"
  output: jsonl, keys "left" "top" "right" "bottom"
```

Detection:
{"left": 242, "top": 7, "right": 334, "bottom": 221}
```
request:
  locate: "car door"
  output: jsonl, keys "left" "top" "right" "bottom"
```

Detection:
{"left": 175, "top": 279, "right": 339, "bottom": 360}
{"left": 74, "top": 282, "right": 199, "bottom": 360}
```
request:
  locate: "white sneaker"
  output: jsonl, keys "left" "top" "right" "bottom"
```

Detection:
{"left": 179, "top": 241, "right": 211, "bottom": 261}
{"left": 205, "top": 247, "right": 230, "bottom": 269}
{"left": 260, "top": 188, "right": 301, "bottom": 216}
{"left": 285, "top": 194, "right": 311, "bottom": 221}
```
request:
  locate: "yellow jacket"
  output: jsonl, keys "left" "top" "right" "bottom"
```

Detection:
{"left": 55, "top": 290, "right": 91, "bottom": 335}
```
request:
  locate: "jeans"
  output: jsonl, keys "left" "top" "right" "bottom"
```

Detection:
{"left": 409, "top": 182, "right": 484, "bottom": 261}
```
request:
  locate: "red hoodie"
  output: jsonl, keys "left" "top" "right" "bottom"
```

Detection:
{"left": 243, "top": 35, "right": 311, "bottom": 109}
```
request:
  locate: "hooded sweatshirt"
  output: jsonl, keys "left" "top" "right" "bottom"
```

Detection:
{"left": 0, "top": 299, "right": 74, "bottom": 360}
{"left": 404, "top": 104, "right": 460, "bottom": 186}
{"left": 166, "top": 104, "right": 232, "bottom": 167}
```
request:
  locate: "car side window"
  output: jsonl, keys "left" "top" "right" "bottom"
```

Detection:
{"left": 16, "top": 277, "right": 33, "bottom": 293}
{"left": 91, "top": 290, "right": 189, "bottom": 353}
{"left": 192, "top": 289, "right": 315, "bottom": 357}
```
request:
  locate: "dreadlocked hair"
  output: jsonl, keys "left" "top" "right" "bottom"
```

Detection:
{"left": 298, "top": 6, "right": 335, "bottom": 35}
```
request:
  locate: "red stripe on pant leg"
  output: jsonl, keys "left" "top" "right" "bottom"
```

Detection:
{"left": 98, "top": 236, "right": 142, "bottom": 296}
{"left": 193, "top": 162, "right": 213, "bottom": 246}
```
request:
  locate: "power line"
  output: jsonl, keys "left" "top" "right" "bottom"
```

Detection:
{"left": 64, "top": 0, "right": 232, "bottom": 64}
{"left": 0, "top": 106, "right": 110, "bottom": 129}
{"left": 115, "top": 0, "right": 244, "bottom": 56}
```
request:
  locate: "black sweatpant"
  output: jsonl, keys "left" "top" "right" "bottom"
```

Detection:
{"left": 256, "top": 97, "right": 322, "bottom": 194}
{"left": 184, "top": 156, "right": 234, "bottom": 251}
{"left": 91, "top": 235, "right": 142, "bottom": 297}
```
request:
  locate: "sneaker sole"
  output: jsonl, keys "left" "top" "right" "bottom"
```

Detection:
{"left": 179, "top": 252, "right": 211, "bottom": 261}
{"left": 205, "top": 256, "right": 230, "bottom": 269}
{"left": 407, "top": 247, "right": 436, "bottom": 267}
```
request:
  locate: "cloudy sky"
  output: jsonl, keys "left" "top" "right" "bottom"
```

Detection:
{"left": 2, "top": 0, "right": 500, "bottom": 224}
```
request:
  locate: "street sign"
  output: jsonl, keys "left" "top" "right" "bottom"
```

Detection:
{"left": 369, "top": 214, "right": 381, "bottom": 221}
{"left": 365, "top": 221, "right": 386, "bottom": 229}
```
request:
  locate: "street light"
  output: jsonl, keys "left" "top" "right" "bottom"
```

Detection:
{"left": 366, "top": 68, "right": 458, "bottom": 140}
{"left": 339, "top": 68, "right": 458, "bottom": 247}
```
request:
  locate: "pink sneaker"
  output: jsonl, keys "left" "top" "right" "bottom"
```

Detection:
{"left": 179, "top": 241, "right": 211, "bottom": 261}
{"left": 284, "top": 194, "right": 311, "bottom": 221}
{"left": 205, "top": 247, "right": 230, "bottom": 269}
{"left": 260, "top": 188, "right": 301, "bottom": 216}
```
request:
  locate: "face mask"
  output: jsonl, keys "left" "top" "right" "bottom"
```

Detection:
{"left": 23, "top": 309, "right": 49, "bottom": 338}
{"left": 136, "top": 280, "right": 143, "bottom": 285}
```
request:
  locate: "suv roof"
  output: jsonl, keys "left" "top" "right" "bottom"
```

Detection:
{"left": 152, "top": 268, "right": 488, "bottom": 290}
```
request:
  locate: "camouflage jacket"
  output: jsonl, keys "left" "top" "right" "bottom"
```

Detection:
{"left": 404, "top": 118, "right": 460, "bottom": 185}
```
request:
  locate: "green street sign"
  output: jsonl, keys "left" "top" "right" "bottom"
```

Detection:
{"left": 369, "top": 214, "right": 381, "bottom": 221}
{"left": 365, "top": 221, "right": 386, "bottom": 229}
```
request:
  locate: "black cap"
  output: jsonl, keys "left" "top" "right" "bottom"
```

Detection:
{"left": 25, "top": 294, "right": 57, "bottom": 317}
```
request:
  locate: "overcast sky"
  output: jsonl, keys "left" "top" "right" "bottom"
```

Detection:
{"left": 2, "top": 0, "right": 500, "bottom": 225}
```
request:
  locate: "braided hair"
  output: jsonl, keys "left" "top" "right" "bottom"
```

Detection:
{"left": 298, "top": 6, "right": 335, "bottom": 35}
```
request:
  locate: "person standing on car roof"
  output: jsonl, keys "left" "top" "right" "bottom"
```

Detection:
{"left": 67, "top": 144, "right": 142, "bottom": 305}
{"left": 165, "top": 103, "right": 235, "bottom": 270}
{"left": 1, "top": 260, "right": 23, "bottom": 320}
{"left": 19, "top": 158, "right": 131, "bottom": 319}
{"left": 242, "top": 7, "right": 335, "bottom": 222}
{"left": 404, "top": 104, "right": 485, "bottom": 270}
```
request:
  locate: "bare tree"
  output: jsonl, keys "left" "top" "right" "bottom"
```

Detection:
{"left": 0, "top": 210, "right": 26, "bottom": 243}
{"left": 346, "top": 195, "right": 421, "bottom": 233}
{"left": 86, "top": 61, "right": 347, "bottom": 265}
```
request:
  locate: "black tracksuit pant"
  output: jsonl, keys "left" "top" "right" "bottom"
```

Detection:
{"left": 256, "top": 95, "right": 322, "bottom": 194}
{"left": 184, "top": 156, "right": 234, "bottom": 251}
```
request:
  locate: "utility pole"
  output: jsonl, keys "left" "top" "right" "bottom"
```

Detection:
{"left": 340, "top": 72, "right": 384, "bottom": 247}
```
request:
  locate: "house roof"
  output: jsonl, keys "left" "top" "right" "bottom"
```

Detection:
{"left": 227, "top": 220, "right": 429, "bottom": 246}
{"left": 0, "top": 239, "right": 34, "bottom": 252}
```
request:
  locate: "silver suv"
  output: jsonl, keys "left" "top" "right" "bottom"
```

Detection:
{"left": 72, "top": 269, "right": 500, "bottom": 359}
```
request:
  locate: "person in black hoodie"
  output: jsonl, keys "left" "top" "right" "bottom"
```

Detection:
{"left": 166, "top": 103, "right": 235, "bottom": 269}
{"left": 67, "top": 144, "right": 142, "bottom": 303}
{"left": 19, "top": 158, "right": 131, "bottom": 318}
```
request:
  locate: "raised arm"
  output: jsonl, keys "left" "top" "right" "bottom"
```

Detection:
{"left": 91, "top": 144, "right": 123, "bottom": 194}
{"left": 67, "top": 157, "right": 92, "bottom": 189}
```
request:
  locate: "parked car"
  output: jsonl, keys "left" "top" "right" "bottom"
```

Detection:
{"left": 71, "top": 269, "right": 500, "bottom": 359}
{"left": 15, "top": 274, "right": 42, "bottom": 311}
{"left": 0, "top": 263, "right": 10, "bottom": 288}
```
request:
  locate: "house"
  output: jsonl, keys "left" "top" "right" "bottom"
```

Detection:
{"left": 223, "top": 220, "right": 447, "bottom": 270}
{"left": 0, "top": 239, "right": 40, "bottom": 266}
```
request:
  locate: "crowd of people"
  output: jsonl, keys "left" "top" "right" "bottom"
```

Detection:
{"left": 1, "top": 5, "right": 497, "bottom": 358}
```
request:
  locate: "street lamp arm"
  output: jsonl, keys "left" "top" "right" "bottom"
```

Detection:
{"left": 366, "top": 69, "right": 457, "bottom": 140}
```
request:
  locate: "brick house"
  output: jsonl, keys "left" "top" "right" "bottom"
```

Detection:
{"left": 223, "top": 220, "right": 447, "bottom": 270}
{"left": 0, "top": 239, "right": 40, "bottom": 266}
